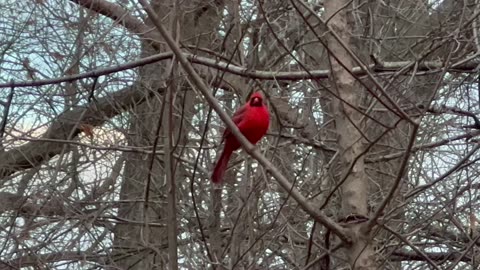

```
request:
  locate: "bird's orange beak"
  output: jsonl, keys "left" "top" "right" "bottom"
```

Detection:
{"left": 250, "top": 96, "right": 263, "bottom": 107}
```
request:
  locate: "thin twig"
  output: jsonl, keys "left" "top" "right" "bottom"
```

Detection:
{"left": 381, "top": 224, "right": 441, "bottom": 270}
{"left": 0, "top": 85, "right": 14, "bottom": 152}
{"left": 367, "top": 122, "right": 419, "bottom": 231}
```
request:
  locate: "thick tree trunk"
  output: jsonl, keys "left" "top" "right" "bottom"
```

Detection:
{"left": 323, "top": 0, "right": 377, "bottom": 268}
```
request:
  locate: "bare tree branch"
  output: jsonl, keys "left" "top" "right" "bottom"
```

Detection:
{"left": 391, "top": 250, "right": 474, "bottom": 263}
{"left": 0, "top": 86, "right": 157, "bottom": 179}
{"left": 0, "top": 251, "right": 107, "bottom": 269}
{"left": 3, "top": 52, "right": 480, "bottom": 89}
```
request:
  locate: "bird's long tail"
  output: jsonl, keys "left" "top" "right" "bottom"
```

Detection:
{"left": 212, "top": 146, "right": 234, "bottom": 184}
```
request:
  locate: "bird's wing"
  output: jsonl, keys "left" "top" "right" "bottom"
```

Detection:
{"left": 232, "top": 104, "right": 247, "bottom": 125}
{"left": 222, "top": 104, "right": 247, "bottom": 139}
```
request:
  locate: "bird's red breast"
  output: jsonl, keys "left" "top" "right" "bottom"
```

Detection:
{"left": 223, "top": 91, "right": 269, "bottom": 150}
{"left": 211, "top": 91, "right": 270, "bottom": 183}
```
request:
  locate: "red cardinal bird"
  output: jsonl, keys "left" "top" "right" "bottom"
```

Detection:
{"left": 212, "top": 91, "right": 270, "bottom": 183}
